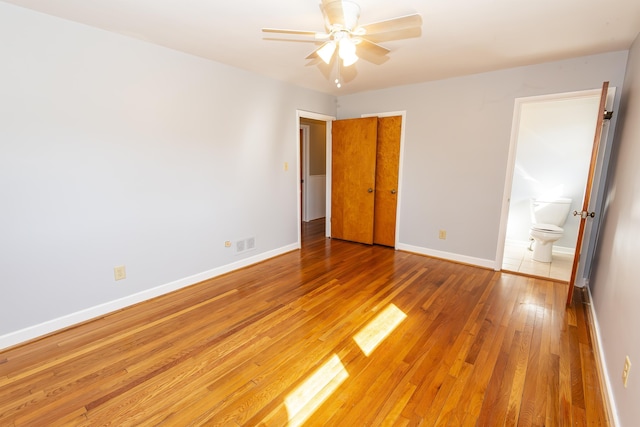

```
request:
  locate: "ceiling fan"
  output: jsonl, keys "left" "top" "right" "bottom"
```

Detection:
{"left": 262, "top": 0, "right": 422, "bottom": 86}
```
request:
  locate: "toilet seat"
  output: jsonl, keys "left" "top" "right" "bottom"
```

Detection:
{"left": 530, "top": 223, "right": 563, "bottom": 234}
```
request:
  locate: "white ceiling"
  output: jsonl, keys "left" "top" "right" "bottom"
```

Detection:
{"left": 3, "top": 0, "right": 640, "bottom": 95}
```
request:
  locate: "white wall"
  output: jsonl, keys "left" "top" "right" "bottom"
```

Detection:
{"left": 337, "top": 52, "right": 628, "bottom": 267}
{"left": 305, "top": 175, "right": 326, "bottom": 221}
{"left": 590, "top": 32, "right": 640, "bottom": 427}
{"left": 0, "top": 3, "right": 335, "bottom": 348}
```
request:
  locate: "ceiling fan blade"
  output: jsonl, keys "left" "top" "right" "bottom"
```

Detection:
{"left": 358, "top": 13, "right": 422, "bottom": 35}
{"left": 321, "top": 0, "right": 361, "bottom": 29}
{"left": 306, "top": 43, "right": 324, "bottom": 60}
{"left": 306, "top": 41, "right": 337, "bottom": 65}
{"left": 356, "top": 38, "right": 390, "bottom": 57}
{"left": 262, "top": 28, "right": 328, "bottom": 39}
{"left": 364, "top": 27, "right": 422, "bottom": 44}
{"left": 352, "top": 38, "right": 390, "bottom": 65}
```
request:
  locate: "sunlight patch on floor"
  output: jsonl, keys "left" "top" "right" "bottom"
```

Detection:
{"left": 285, "top": 354, "right": 349, "bottom": 426}
{"left": 353, "top": 303, "right": 407, "bottom": 357}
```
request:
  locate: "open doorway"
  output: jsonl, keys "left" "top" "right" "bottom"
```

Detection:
{"left": 299, "top": 118, "right": 327, "bottom": 223}
{"left": 296, "top": 111, "right": 335, "bottom": 245}
{"left": 498, "top": 88, "right": 610, "bottom": 281}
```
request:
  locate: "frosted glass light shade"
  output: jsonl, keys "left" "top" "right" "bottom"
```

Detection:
{"left": 339, "top": 38, "right": 358, "bottom": 66}
{"left": 317, "top": 42, "right": 336, "bottom": 64}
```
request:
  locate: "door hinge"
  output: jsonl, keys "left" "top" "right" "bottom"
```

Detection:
{"left": 603, "top": 109, "right": 614, "bottom": 120}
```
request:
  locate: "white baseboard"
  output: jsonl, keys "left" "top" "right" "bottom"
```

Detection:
{"left": 0, "top": 244, "right": 299, "bottom": 351}
{"left": 395, "top": 243, "right": 495, "bottom": 270}
{"left": 553, "top": 245, "right": 576, "bottom": 255}
{"left": 575, "top": 277, "right": 587, "bottom": 288}
{"left": 506, "top": 238, "right": 575, "bottom": 255}
{"left": 585, "top": 286, "right": 620, "bottom": 427}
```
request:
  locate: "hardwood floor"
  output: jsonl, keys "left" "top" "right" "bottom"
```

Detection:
{"left": 0, "top": 219, "right": 608, "bottom": 426}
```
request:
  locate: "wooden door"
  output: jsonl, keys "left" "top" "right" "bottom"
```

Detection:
{"left": 331, "top": 117, "right": 378, "bottom": 244}
{"left": 300, "top": 128, "right": 304, "bottom": 221}
{"left": 373, "top": 116, "right": 402, "bottom": 247}
{"left": 566, "top": 81, "right": 609, "bottom": 306}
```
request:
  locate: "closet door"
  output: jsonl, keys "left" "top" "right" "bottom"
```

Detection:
{"left": 373, "top": 116, "right": 402, "bottom": 247}
{"left": 331, "top": 117, "right": 378, "bottom": 244}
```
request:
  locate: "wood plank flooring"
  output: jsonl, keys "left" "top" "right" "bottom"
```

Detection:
{"left": 0, "top": 219, "right": 608, "bottom": 426}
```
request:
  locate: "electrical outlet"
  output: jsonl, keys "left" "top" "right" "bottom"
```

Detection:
{"left": 623, "top": 356, "right": 632, "bottom": 388}
{"left": 114, "top": 265, "right": 126, "bottom": 281}
{"left": 439, "top": 230, "right": 447, "bottom": 240}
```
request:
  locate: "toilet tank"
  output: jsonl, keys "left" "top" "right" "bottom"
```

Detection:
{"left": 530, "top": 197, "right": 572, "bottom": 226}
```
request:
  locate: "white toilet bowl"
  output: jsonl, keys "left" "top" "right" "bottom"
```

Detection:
{"left": 529, "top": 224, "right": 564, "bottom": 263}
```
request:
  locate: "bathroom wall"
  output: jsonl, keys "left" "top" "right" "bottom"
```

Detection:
{"left": 505, "top": 94, "right": 602, "bottom": 250}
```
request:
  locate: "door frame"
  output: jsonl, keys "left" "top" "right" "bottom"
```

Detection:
{"left": 296, "top": 110, "right": 336, "bottom": 245}
{"left": 300, "top": 124, "right": 310, "bottom": 222}
{"left": 361, "top": 111, "right": 407, "bottom": 248}
{"left": 495, "top": 87, "right": 616, "bottom": 284}
{"left": 295, "top": 109, "right": 407, "bottom": 246}
{"left": 573, "top": 87, "right": 616, "bottom": 287}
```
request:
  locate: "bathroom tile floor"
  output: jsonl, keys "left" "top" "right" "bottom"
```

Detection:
{"left": 502, "top": 241, "right": 574, "bottom": 282}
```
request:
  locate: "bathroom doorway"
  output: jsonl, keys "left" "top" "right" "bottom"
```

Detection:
{"left": 499, "top": 90, "right": 603, "bottom": 281}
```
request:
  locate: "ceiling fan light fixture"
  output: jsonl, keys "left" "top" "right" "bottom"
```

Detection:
{"left": 338, "top": 38, "right": 358, "bottom": 66}
{"left": 342, "top": 53, "right": 358, "bottom": 67}
{"left": 263, "top": 1, "right": 423, "bottom": 87}
{"left": 317, "top": 41, "right": 336, "bottom": 64}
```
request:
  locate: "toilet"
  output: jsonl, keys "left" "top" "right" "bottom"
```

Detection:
{"left": 529, "top": 197, "right": 572, "bottom": 263}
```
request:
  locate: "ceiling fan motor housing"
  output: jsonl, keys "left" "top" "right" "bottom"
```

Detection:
{"left": 324, "top": 0, "right": 361, "bottom": 31}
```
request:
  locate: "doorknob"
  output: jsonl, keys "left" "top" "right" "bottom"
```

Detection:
{"left": 391, "top": 189, "right": 397, "bottom": 194}
{"left": 573, "top": 210, "right": 595, "bottom": 219}
{"left": 367, "top": 188, "right": 374, "bottom": 193}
